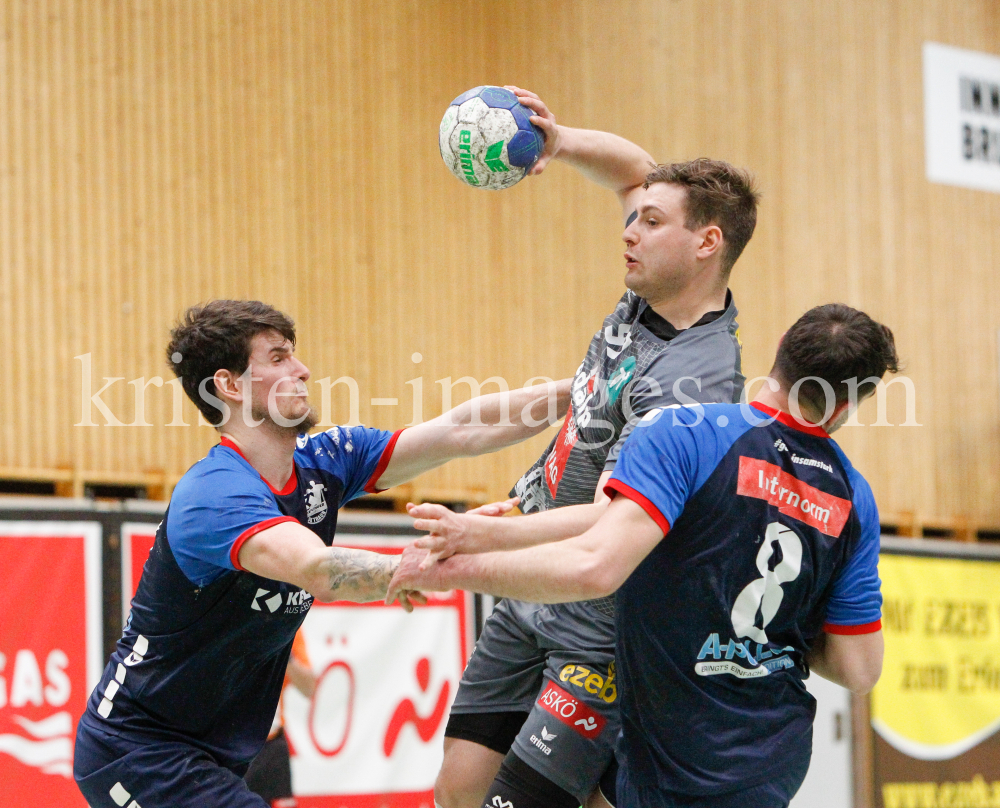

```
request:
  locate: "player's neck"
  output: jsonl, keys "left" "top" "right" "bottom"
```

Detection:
{"left": 219, "top": 424, "right": 297, "bottom": 491}
{"left": 646, "top": 283, "right": 728, "bottom": 331}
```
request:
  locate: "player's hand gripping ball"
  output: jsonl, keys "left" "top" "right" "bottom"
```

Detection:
{"left": 439, "top": 86, "right": 545, "bottom": 190}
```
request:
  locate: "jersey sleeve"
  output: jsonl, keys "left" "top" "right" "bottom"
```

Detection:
{"left": 604, "top": 331, "right": 741, "bottom": 471}
{"left": 603, "top": 406, "right": 703, "bottom": 536}
{"left": 166, "top": 461, "right": 295, "bottom": 587}
{"left": 304, "top": 426, "right": 402, "bottom": 503}
{"left": 822, "top": 471, "right": 883, "bottom": 633}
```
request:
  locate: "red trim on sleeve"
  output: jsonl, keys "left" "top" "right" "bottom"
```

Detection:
{"left": 603, "top": 479, "right": 671, "bottom": 536}
{"left": 823, "top": 619, "right": 882, "bottom": 635}
{"left": 749, "top": 402, "right": 830, "bottom": 438}
{"left": 230, "top": 516, "right": 300, "bottom": 571}
{"left": 219, "top": 435, "right": 298, "bottom": 496}
{"left": 364, "top": 429, "right": 405, "bottom": 494}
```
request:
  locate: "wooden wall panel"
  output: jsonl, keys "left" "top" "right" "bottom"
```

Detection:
{"left": 0, "top": 0, "right": 998, "bottom": 524}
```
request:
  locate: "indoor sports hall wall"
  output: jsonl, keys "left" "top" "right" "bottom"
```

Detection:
{"left": 0, "top": 0, "right": 998, "bottom": 525}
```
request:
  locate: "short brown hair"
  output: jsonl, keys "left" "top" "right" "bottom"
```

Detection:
{"left": 166, "top": 300, "right": 296, "bottom": 425}
{"left": 773, "top": 304, "right": 900, "bottom": 411}
{"left": 644, "top": 159, "right": 760, "bottom": 273}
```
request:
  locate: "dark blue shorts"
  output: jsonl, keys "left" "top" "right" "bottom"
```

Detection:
{"left": 74, "top": 719, "right": 267, "bottom": 808}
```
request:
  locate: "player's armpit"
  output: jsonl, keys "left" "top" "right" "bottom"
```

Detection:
{"left": 806, "top": 629, "right": 884, "bottom": 694}
{"left": 237, "top": 520, "right": 401, "bottom": 605}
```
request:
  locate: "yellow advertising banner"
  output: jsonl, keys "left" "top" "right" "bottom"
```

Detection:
{"left": 873, "top": 552, "right": 1000, "bottom": 808}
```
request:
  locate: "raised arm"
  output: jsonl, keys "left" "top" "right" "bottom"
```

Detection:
{"left": 237, "top": 520, "right": 424, "bottom": 609}
{"left": 375, "top": 378, "right": 571, "bottom": 490}
{"left": 508, "top": 86, "right": 655, "bottom": 216}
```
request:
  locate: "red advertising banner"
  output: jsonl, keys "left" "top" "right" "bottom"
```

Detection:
{"left": 121, "top": 522, "right": 158, "bottom": 620}
{"left": 0, "top": 522, "right": 103, "bottom": 807}
{"left": 121, "top": 528, "right": 469, "bottom": 808}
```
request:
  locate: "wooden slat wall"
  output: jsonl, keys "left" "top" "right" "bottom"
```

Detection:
{"left": 0, "top": 0, "right": 998, "bottom": 522}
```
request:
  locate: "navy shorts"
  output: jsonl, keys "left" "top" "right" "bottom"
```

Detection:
{"left": 74, "top": 719, "right": 267, "bottom": 808}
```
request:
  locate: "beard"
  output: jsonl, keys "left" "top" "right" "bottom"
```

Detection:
{"left": 251, "top": 400, "right": 320, "bottom": 438}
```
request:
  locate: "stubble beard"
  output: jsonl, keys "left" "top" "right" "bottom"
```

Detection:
{"left": 251, "top": 401, "right": 320, "bottom": 438}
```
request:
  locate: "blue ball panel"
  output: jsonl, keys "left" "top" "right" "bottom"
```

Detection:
{"left": 507, "top": 130, "right": 542, "bottom": 168}
{"left": 511, "top": 103, "right": 534, "bottom": 131}
{"left": 479, "top": 86, "right": 519, "bottom": 109}
{"left": 451, "top": 86, "right": 486, "bottom": 106}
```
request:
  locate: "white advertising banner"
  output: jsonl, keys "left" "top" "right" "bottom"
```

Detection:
{"left": 924, "top": 41, "right": 1000, "bottom": 192}
{"left": 120, "top": 527, "right": 468, "bottom": 808}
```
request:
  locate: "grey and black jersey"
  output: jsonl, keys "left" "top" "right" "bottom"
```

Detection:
{"left": 511, "top": 290, "right": 745, "bottom": 615}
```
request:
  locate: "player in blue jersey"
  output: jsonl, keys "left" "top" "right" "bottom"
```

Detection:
{"left": 389, "top": 304, "right": 898, "bottom": 808}
{"left": 73, "top": 300, "right": 569, "bottom": 808}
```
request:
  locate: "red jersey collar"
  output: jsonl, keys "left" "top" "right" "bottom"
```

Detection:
{"left": 750, "top": 402, "right": 830, "bottom": 438}
{"left": 219, "top": 435, "right": 298, "bottom": 495}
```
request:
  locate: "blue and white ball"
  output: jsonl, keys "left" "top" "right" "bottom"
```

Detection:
{"left": 439, "top": 86, "right": 545, "bottom": 190}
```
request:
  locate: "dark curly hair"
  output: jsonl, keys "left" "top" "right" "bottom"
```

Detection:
{"left": 166, "top": 300, "right": 296, "bottom": 426}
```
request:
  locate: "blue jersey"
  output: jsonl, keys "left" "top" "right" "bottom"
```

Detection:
{"left": 77, "top": 426, "right": 399, "bottom": 772}
{"left": 604, "top": 402, "right": 881, "bottom": 803}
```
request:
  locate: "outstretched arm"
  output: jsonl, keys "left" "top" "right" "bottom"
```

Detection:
{"left": 408, "top": 471, "right": 614, "bottom": 566}
{"left": 508, "top": 86, "right": 655, "bottom": 216}
{"left": 388, "top": 494, "right": 663, "bottom": 605}
{"left": 238, "top": 520, "right": 425, "bottom": 609}
{"left": 376, "top": 379, "right": 571, "bottom": 490}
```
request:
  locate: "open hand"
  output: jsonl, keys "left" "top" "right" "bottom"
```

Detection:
{"left": 505, "top": 86, "right": 561, "bottom": 175}
{"left": 407, "top": 499, "right": 515, "bottom": 569}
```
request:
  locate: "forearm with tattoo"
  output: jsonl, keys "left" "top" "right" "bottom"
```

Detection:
{"left": 321, "top": 547, "right": 399, "bottom": 602}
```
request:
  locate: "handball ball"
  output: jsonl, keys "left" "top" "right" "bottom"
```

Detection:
{"left": 439, "top": 86, "right": 545, "bottom": 190}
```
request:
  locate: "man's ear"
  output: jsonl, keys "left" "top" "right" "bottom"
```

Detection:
{"left": 213, "top": 368, "right": 242, "bottom": 403}
{"left": 695, "top": 224, "right": 724, "bottom": 261}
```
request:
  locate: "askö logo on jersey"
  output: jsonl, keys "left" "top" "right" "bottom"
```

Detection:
{"left": 736, "top": 456, "right": 851, "bottom": 537}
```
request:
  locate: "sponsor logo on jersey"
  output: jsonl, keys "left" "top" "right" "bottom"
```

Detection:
{"left": 536, "top": 681, "right": 607, "bottom": 739}
{"left": 252, "top": 588, "right": 284, "bottom": 613}
{"left": 492, "top": 797, "right": 514, "bottom": 808}
{"left": 540, "top": 726, "right": 557, "bottom": 741}
{"left": 606, "top": 356, "right": 636, "bottom": 406}
{"left": 544, "top": 415, "right": 579, "bottom": 498}
{"left": 695, "top": 633, "right": 796, "bottom": 679}
{"left": 305, "top": 480, "right": 329, "bottom": 524}
{"left": 736, "top": 456, "right": 851, "bottom": 537}
{"left": 604, "top": 323, "right": 633, "bottom": 359}
{"left": 296, "top": 434, "right": 309, "bottom": 449}
{"left": 558, "top": 662, "right": 617, "bottom": 703}
{"left": 774, "top": 438, "right": 788, "bottom": 452}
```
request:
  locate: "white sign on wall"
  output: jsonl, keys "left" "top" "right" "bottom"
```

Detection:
{"left": 924, "top": 42, "right": 1000, "bottom": 193}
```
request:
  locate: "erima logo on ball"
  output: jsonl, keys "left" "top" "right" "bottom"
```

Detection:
{"left": 458, "top": 130, "right": 479, "bottom": 186}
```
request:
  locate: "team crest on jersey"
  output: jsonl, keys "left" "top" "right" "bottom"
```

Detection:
{"left": 305, "top": 480, "right": 329, "bottom": 524}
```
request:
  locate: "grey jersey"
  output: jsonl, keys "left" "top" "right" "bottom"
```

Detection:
{"left": 511, "top": 290, "right": 745, "bottom": 615}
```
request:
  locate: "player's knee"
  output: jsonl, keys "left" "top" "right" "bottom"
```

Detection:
{"left": 483, "top": 751, "right": 579, "bottom": 808}
{"left": 434, "top": 760, "right": 482, "bottom": 808}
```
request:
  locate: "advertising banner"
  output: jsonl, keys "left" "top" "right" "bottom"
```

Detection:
{"left": 873, "top": 551, "right": 1000, "bottom": 808}
{"left": 122, "top": 528, "right": 467, "bottom": 808}
{"left": 0, "top": 522, "right": 103, "bottom": 807}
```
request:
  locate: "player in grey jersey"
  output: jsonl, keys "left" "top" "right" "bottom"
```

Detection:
{"left": 413, "top": 88, "right": 760, "bottom": 808}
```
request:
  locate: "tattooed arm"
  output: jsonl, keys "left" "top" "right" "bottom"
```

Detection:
{"left": 238, "top": 521, "right": 425, "bottom": 610}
